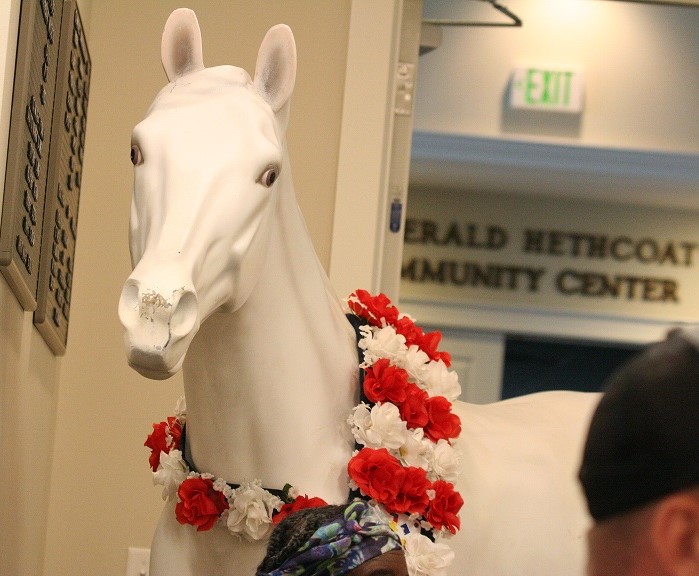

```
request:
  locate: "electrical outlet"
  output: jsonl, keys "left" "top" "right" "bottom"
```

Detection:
{"left": 126, "top": 547, "right": 150, "bottom": 576}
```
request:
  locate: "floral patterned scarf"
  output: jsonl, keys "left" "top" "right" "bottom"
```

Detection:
{"left": 258, "top": 499, "right": 402, "bottom": 576}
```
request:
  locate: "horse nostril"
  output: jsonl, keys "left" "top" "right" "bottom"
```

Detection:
{"left": 170, "top": 290, "right": 198, "bottom": 337}
{"left": 122, "top": 281, "right": 139, "bottom": 310}
{"left": 118, "top": 280, "right": 141, "bottom": 327}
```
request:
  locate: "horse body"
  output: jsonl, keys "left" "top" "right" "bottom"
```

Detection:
{"left": 452, "top": 392, "right": 598, "bottom": 576}
{"left": 119, "top": 9, "right": 599, "bottom": 576}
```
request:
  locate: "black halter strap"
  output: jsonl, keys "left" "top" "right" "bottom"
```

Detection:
{"left": 179, "top": 423, "right": 289, "bottom": 500}
{"left": 346, "top": 312, "right": 370, "bottom": 404}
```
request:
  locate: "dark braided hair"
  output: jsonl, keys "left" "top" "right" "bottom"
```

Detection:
{"left": 256, "top": 504, "right": 347, "bottom": 574}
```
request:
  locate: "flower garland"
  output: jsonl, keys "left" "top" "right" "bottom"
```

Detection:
{"left": 345, "top": 290, "right": 464, "bottom": 542}
{"left": 144, "top": 290, "right": 463, "bottom": 575}
{"left": 144, "top": 397, "right": 328, "bottom": 542}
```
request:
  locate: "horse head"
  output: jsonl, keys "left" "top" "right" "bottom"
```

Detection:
{"left": 118, "top": 9, "right": 297, "bottom": 380}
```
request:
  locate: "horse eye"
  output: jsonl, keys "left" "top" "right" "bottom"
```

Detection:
{"left": 130, "top": 144, "right": 143, "bottom": 166}
{"left": 259, "top": 167, "right": 278, "bottom": 187}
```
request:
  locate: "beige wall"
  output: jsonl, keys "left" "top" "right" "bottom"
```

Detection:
{"left": 1, "top": 2, "right": 79, "bottom": 575}
{"left": 0, "top": 283, "right": 61, "bottom": 576}
{"left": 0, "top": 0, "right": 350, "bottom": 576}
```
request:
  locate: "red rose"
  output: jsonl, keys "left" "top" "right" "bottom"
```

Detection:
{"left": 348, "top": 290, "right": 399, "bottom": 326}
{"left": 393, "top": 315, "right": 421, "bottom": 343}
{"left": 424, "top": 396, "right": 461, "bottom": 442}
{"left": 426, "top": 480, "right": 463, "bottom": 534}
{"left": 272, "top": 495, "right": 328, "bottom": 525}
{"left": 363, "top": 358, "right": 410, "bottom": 404}
{"left": 415, "top": 330, "right": 441, "bottom": 361}
{"left": 175, "top": 477, "right": 229, "bottom": 531}
{"left": 168, "top": 417, "right": 183, "bottom": 448}
{"left": 348, "top": 448, "right": 404, "bottom": 506}
{"left": 415, "top": 330, "right": 451, "bottom": 367}
{"left": 393, "top": 318, "right": 451, "bottom": 367}
{"left": 434, "top": 348, "right": 452, "bottom": 367}
{"left": 145, "top": 417, "right": 182, "bottom": 472}
{"left": 390, "top": 466, "right": 431, "bottom": 515}
{"left": 398, "top": 385, "right": 429, "bottom": 430}
{"left": 392, "top": 317, "right": 451, "bottom": 367}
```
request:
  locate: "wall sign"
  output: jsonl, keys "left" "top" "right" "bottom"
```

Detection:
{"left": 509, "top": 66, "right": 584, "bottom": 113}
{"left": 401, "top": 187, "right": 699, "bottom": 324}
{"left": 0, "top": 0, "right": 90, "bottom": 355}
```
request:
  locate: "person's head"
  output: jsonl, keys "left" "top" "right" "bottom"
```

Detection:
{"left": 256, "top": 499, "right": 408, "bottom": 576}
{"left": 578, "top": 329, "right": 699, "bottom": 576}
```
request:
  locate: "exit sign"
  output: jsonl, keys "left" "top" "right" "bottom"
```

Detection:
{"left": 509, "top": 67, "right": 584, "bottom": 113}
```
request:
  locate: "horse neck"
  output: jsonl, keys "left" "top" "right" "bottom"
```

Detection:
{"left": 182, "top": 160, "right": 359, "bottom": 501}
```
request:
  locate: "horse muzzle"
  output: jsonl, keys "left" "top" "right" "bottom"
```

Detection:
{"left": 118, "top": 276, "right": 200, "bottom": 380}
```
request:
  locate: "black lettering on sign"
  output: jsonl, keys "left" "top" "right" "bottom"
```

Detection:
{"left": 523, "top": 229, "right": 698, "bottom": 267}
{"left": 401, "top": 258, "right": 545, "bottom": 292}
{"left": 555, "top": 269, "right": 679, "bottom": 303}
{"left": 404, "top": 219, "right": 508, "bottom": 250}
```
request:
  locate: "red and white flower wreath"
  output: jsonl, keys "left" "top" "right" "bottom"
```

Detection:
{"left": 346, "top": 289, "right": 463, "bottom": 540}
{"left": 145, "top": 290, "right": 463, "bottom": 549}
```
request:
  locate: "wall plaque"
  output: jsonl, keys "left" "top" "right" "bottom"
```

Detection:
{"left": 33, "top": 0, "right": 90, "bottom": 355}
{"left": 1, "top": 0, "right": 65, "bottom": 309}
{"left": 1, "top": 0, "right": 90, "bottom": 355}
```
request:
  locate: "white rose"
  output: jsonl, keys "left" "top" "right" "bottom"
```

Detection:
{"left": 226, "top": 482, "right": 281, "bottom": 541}
{"left": 364, "top": 403, "right": 409, "bottom": 450}
{"left": 153, "top": 449, "right": 188, "bottom": 501}
{"left": 400, "top": 428, "right": 431, "bottom": 470}
{"left": 359, "top": 325, "right": 406, "bottom": 367}
{"left": 403, "top": 532, "right": 454, "bottom": 576}
{"left": 430, "top": 440, "right": 461, "bottom": 483}
{"left": 213, "top": 478, "right": 234, "bottom": 500}
{"left": 174, "top": 396, "right": 187, "bottom": 423}
{"left": 397, "top": 345, "right": 430, "bottom": 381}
{"left": 348, "top": 403, "right": 373, "bottom": 446}
{"left": 420, "top": 361, "right": 461, "bottom": 401}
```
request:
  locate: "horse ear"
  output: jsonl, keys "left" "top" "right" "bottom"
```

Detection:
{"left": 254, "top": 24, "right": 297, "bottom": 113}
{"left": 161, "top": 8, "right": 205, "bottom": 82}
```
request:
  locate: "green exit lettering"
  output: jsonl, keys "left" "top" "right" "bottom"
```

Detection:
{"left": 524, "top": 68, "right": 574, "bottom": 107}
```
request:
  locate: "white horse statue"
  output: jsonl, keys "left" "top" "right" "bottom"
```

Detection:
{"left": 119, "top": 8, "right": 600, "bottom": 576}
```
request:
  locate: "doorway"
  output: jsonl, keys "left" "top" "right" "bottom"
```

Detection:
{"left": 502, "top": 336, "right": 640, "bottom": 398}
